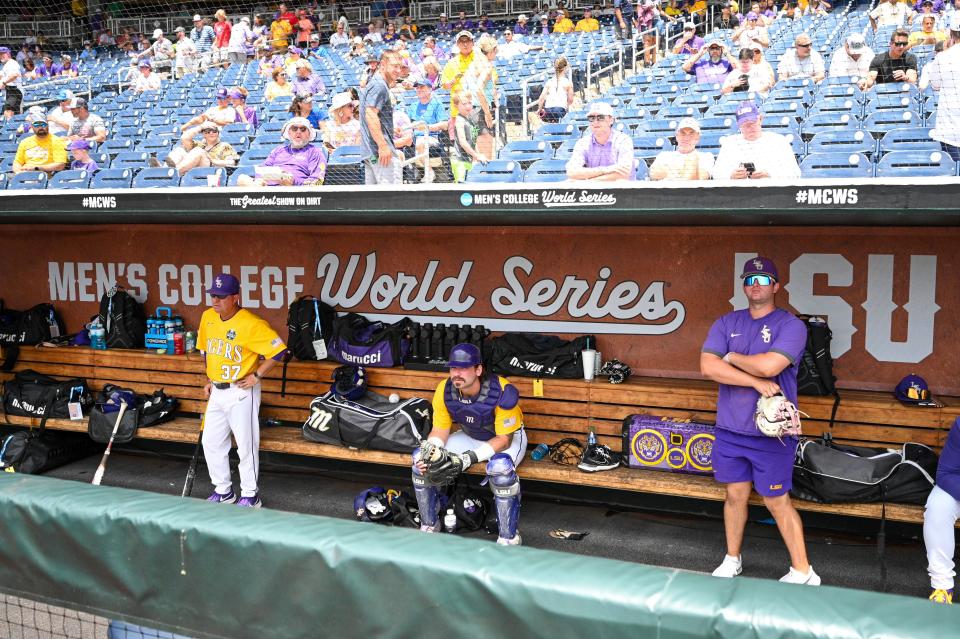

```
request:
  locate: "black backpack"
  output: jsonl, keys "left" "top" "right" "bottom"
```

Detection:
{"left": 286, "top": 295, "right": 336, "bottom": 360}
{"left": 485, "top": 333, "right": 596, "bottom": 379}
{"left": 796, "top": 314, "right": 841, "bottom": 429}
{"left": 98, "top": 286, "right": 147, "bottom": 349}
{"left": 0, "top": 301, "right": 65, "bottom": 345}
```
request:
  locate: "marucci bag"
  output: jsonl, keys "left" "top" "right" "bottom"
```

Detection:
{"left": 485, "top": 333, "right": 596, "bottom": 379}
{"left": 0, "top": 396, "right": 99, "bottom": 474}
{"left": 0, "top": 301, "right": 65, "bottom": 346}
{"left": 2, "top": 369, "right": 93, "bottom": 419}
{"left": 87, "top": 385, "right": 179, "bottom": 445}
{"left": 286, "top": 295, "right": 336, "bottom": 361}
{"left": 98, "top": 286, "right": 147, "bottom": 349}
{"left": 791, "top": 437, "right": 938, "bottom": 505}
{"left": 796, "top": 314, "right": 841, "bottom": 429}
{"left": 302, "top": 389, "right": 431, "bottom": 453}
{"left": 328, "top": 313, "right": 412, "bottom": 368}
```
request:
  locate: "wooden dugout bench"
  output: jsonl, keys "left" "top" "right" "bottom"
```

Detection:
{"left": 1, "top": 345, "right": 958, "bottom": 526}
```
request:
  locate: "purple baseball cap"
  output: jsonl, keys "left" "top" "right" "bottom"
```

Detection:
{"left": 745, "top": 11, "right": 759, "bottom": 19}
{"left": 736, "top": 100, "right": 762, "bottom": 125}
{"left": 207, "top": 273, "right": 240, "bottom": 296}
{"left": 0, "top": 47, "right": 10, "bottom": 55}
{"left": 216, "top": 87, "right": 228, "bottom": 99}
{"left": 67, "top": 139, "right": 91, "bottom": 151}
{"left": 740, "top": 256, "right": 779, "bottom": 281}
{"left": 894, "top": 374, "right": 932, "bottom": 404}
{"left": 138, "top": 59, "right": 151, "bottom": 68}
{"left": 228, "top": 88, "right": 244, "bottom": 99}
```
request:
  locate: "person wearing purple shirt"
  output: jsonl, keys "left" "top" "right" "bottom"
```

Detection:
{"left": 514, "top": 15, "right": 530, "bottom": 35}
{"left": 477, "top": 14, "right": 495, "bottom": 32}
{"left": 34, "top": 56, "right": 61, "bottom": 78}
{"left": 436, "top": 13, "right": 453, "bottom": 34}
{"left": 67, "top": 138, "right": 99, "bottom": 172}
{"left": 453, "top": 12, "right": 475, "bottom": 31}
{"left": 701, "top": 256, "right": 821, "bottom": 587}
{"left": 917, "top": 0, "right": 945, "bottom": 11}
{"left": 682, "top": 40, "right": 737, "bottom": 84}
{"left": 673, "top": 22, "right": 705, "bottom": 55}
{"left": 237, "top": 116, "right": 327, "bottom": 186}
{"left": 924, "top": 416, "right": 960, "bottom": 603}
{"left": 565, "top": 102, "right": 636, "bottom": 180}
{"left": 290, "top": 60, "right": 326, "bottom": 96}
{"left": 230, "top": 88, "right": 260, "bottom": 129}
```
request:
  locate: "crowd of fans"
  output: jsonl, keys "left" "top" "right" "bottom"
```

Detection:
{"left": 2, "top": 0, "right": 960, "bottom": 186}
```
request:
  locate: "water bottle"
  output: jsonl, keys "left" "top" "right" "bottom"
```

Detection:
{"left": 166, "top": 331, "right": 176, "bottom": 355}
{"left": 531, "top": 443, "right": 550, "bottom": 461}
{"left": 90, "top": 325, "right": 106, "bottom": 350}
{"left": 443, "top": 508, "right": 457, "bottom": 533}
{"left": 587, "top": 429, "right": 597, "bottom": 447}
{"left": 185, "top": 331, "right": 196, "bottom": 353}
{"left": 173, "top": 331, "right": 185, "bottom": 355}
{"left": 164, "top": 319, "right": 175, "bottom": 335}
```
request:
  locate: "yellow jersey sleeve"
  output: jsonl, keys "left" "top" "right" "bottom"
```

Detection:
{"left": 494, "top": 376, "right": 523, "bottom": 436}
{"left": 199, "top": 309, "right": 286, "bottom": 382}
{"left": 431, "top": 381, "right": 453, "bottom": 431}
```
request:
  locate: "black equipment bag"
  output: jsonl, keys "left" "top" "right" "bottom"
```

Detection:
{"left": 2, "top": 369, "right": 93, "bottom": 419}
{"left": 286, "top": 295, "right": 336, "bottom": 361}
{"left": 87, "top": 385, "right": 179, "bottom": 445}
{"left": 0, "top": 396, "right": 100, "bottom": 474}
{"left": 791, "top": 437, "right": 938, "bottom": 505}
{"left": 796, "top": 314, "right": 841, "bottom": 430}
{"left": 0, "top": 301, "right": 65, "bottom": 346}
{"left": 98, "top": 286, "right": 147, "bottom": 349}
{"left": 302, "top": 389, "right": 431, "bottom": 453}
{"left": 485, "top": 333, "right": 596, "bottom": 379}
{"left": 328, "top": 313, "right": 413, "bottom": 368}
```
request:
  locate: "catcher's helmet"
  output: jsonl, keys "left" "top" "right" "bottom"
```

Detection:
{"left": 331, "top": 365, "right": 367, "bottom": 400}
{"left": 353, "top": 487, "right": 394, "bottom": 523}
{"left": 446, "top": 343, "right": 482, "bottom": 368}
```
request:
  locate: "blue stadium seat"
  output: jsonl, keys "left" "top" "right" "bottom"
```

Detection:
{"left": 632, "top": 157, "right": 649, "bottom": 181}
{"left": 523, "top": 159, "right": 570, "bottom": 182}
{"left": 7, "top": 171, "right": 48, "bottom": 190}
{"left": 801, "top": 112, "right": 860, "bottom": 141}
{"left": 99, "top": 139, "right": 133, "bottom": 156}
{"left": 863, "top": 110, "right": 922, "bottom": 137}
{"left": 466, "top": 160, "right": 523, "bottom": 183}
{"left": 875, "top": 150, "right": 956, "bottom": 177}
{"left": 806, "top": 97, "right": 860, "bottom": 117}
{"left": 534, "top": 123, "right": 576, "bottom": 146}
{"left": 879, "top": 127, "right": 938, "bottom": 153}
{"left": 135, "top": 139, "right": 174, "bottom": 155}
{"left": 238, "top": 147, "right": 273, "bottom": 166}
{"left": 696, "top": 131, "right": 731, "bottom": 154}
{"left": 657, "top": 105, "right": 698, "bottom": 119}
{"left": 133, "top": 167, "right": 181, "bottom": 188}
{"left": 818, "top": 84, "right": 864, "bottom": 102}
{"left": 228, "top": 166, "right": 257, "bottom": 186}
{"left": 499, "top": 141, "right": 552, "bottom": 168}
{"left": 326, "top": 145, "right": 366, "bottom": 185}
{"left": 697, "top": 116, "right": 737, "bottom": 133}
{"left": 761, "top": 100, "right": 806, "bottom": 121}
{"left": 807, "top": 130, "right": 876, "bottom": 157}
{"left": 553, "top": 139, "right": 579, "bottom": 160}
{"left": 222, "top": 122, "right": 254, "bottom": 135}
{"left": 800, "top": 152, "right": 873, "bottom": 178}
{"left": 180, "top": 167, "right": 227, "bottom": 187}
{"left": 639, "top": 118, "right": 683, "bottom": 136}
{"left": 90, "top": 168, "right": 133, "bottom": 189}
{"left": 48, "top": 170, "right": 93, "bottom": 189}
{"left": 220, "top": 133, "right": 250, "bottom": 154}
{"left": 111, "top": 151, "right": 150, "bottom": 169}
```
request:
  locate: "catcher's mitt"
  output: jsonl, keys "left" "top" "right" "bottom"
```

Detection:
{"left": 547, "top": 438, "right": 585, "bottom": 465}
{"left": 418, "top": 441, "right": 466, "bottom": 485}
{"left": 754, "top": 394, "right": 807, "bottom": 439}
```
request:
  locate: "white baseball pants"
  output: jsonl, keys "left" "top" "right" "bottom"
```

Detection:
{"left": 924, "top": 485, "right": 960, "bottom": 590}
{"left": 202, "top": 383, "right": 261, "bottom": 498}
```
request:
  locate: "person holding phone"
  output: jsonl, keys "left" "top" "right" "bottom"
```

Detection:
{"left": 713, "top": 100, "right": 800, "bottom": 180}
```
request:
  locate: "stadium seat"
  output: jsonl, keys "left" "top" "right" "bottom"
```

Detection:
{"left": 697, "top": 116, "right": 737, "bottom": 133}
{"left": 180, "top": 167, "right": 227, "bottom": 188}
{"left": 863, "top": 110, "right": 922, "bottom": 137}
{"left": 657, "top": 105, "right": 698, "bottom": 119}
{"left": 7, "top": 171, "right": 48, "bottom": 190}
{"left": 553, "top": 139, "right": 579, "bottom": 160}
{"left": 499, "top": 141, "right": 552, "bottom": 168}
{"left": 466, "top": 160, "right": 523, "bottom": 183}
{"left": 879, "top": 127, "right": 938, "bottom": 153}
{"left": 111, "top": 151, "right": 150, "bottom": 169}
{"left": 523, "top": 159, "right": 570, "bottom": 182}
{"left": 0, "top": 173, "right": 7, "bottom": 190}
{"left": 639, "top": 118, "right": 682, "bottom": 136}
{"left": 800, "top": 152, "right": 874, "bottom": 178}
{"left": 326, "top": 145, "right": 367, "bottom": 185}
{"left": 875, "top": 150, "right": 956, "bottom": 177}
{"left": 807, "top": 130, "right": 876, "bottom": 157}
{"left": 48, "top": 170, "right": 92, "bottom": 189}
{"left": 90, "top": 169, "right": 133, "bottom": 189}
{"left": 801, "top": 112, "right": 859, "bottom": 141}
{"left": 133, "top": 167, "right": 181, "bottom": 188}
{"left": 534, "top": 123, "right": 576, "bottom": 146}
{"left": 99, "top": 139, "right": 133, "bottom": 156}
{"left": 228, "top": 166, "right": 257, "bottom": 186}
{"left": 238, "top": 147, "right": 273, "bottom": 166}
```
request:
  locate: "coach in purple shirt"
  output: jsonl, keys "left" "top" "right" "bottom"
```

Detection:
{"left": 701, "top": 256, "right": 821, "bottom": 587}
{"left": 237, "top": 116, "right": 326, "bottom": 186}
{"left": 682, "top": 40, "right": 737, "bottom": 84}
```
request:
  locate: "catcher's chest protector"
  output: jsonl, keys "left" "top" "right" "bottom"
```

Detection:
{"left": 443, "top": 377, "right": 500, "bottom": 441}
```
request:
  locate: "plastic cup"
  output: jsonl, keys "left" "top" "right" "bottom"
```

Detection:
{"left": 582, "top": 349, "right": 597, "bottom": 381}
{"left": 206, "top": 174, "right": 220, "bottom": 187}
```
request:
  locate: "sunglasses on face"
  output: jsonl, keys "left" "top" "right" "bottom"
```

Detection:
{"left": 201, "top": 128, "right": 218, "bottom": 133}
{"left": 797, "top": 43, "right": 811, "bottom": 48}
{"left": 893, "top": 41, "right": 908, "bottom": 47}
{"left": 744, "top": 275, "right": 774, "bottom": 286}
{"left": 288, "top": 125, "right": 309, "bottom": 131}
{"left": 587, "top": 114, "right": 608, "bottom": 121}
{"left": 32, "top": 122, "right": 47, "bottom": 127}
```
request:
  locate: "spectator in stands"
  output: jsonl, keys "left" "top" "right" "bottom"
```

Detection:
{"left": 265, "top": 67, "right": 293, "bottom": 102}
{"left": 566, "top": 101, "right": 635, "bottom": 181}
{"left": 330, "top": 21, "right": 350, "bottom": 46}
{"left": 828, "top": 33, "right": 874, "bottom": 83}
{"left": 16, "top": 44, "right": 31, "bottom": 65}
{"left": 674, "top": 22, "right": 705, "bottom": 55}
{"left": 499, "top": 29, "right": 543, "bottom": 59}
{"left": 67, "top": 98, "right": 107, "bottom": 143}
{"left": 361, "top": 49, "right": 405, "bottom": 184}
{"left": 98, "top": 28, "right": 116, "bottom": 47}
{"left": 454, "top": 11, "right": 475, "bottom": 31}
{"left": 295, "top": 9, "right": 314, "bottom": 48}
{"left": 683, "top": 40, "right": 737, "bottom": 85}
{"left": 212, "top": 9, "right": 232, "bottom": 65}
{"left": 130, "top": 60, "right": 161, "bottom": 93}
{"left": 909, "top": 15, "right": 947, "bottom": 49}
{"left": 291, "top": 59, "right": 326, "bottom": 96}
{"left": 34, "top": 54, "right": 60, "bottom": 79}
{"left": 238, "top": 116, "right": 327, "bottom": 186}
{"left": 866, "top": 29, "right": 919, "bottom": 87}
{"left": 750, "top": 44, "right": 777, "bottom": 88}
{"left": 777, "top": 33, "right": 825, "bottom": 82}
{"left": 12, "top": 114, "right": 66, "bottom": 176}
{"left": 921, "top": 15, "right": 960, "bottom": 160}
{"left": 322, "top": 91, "right": 362, "bottom": 152}
{"left": 945, "top": 0, "right": 960, "bottom": 21}
{"left": 161, "top": 122, "right": 239, "bottom": 176}
{"left": 0, "top": 47, "right": 22, "bottom": 113}
{"left": 282, "top": 47, "right": 305, "bottom": 76}
{"left": 383, "top": 22, "right": 399, "bottom": 43}
{"left": 192, "top": 15, "right": 217, "bottom": 67}
{"left": 182, "top": 88, "right": 236, "bottom": 129}
{"left": 802, "top": 0, "right": 831, "bottom": 17}
{"left": 477, "top": 13, "right": 496, "bottom": 32}
{"left": 360, "top": 55, "right": 379, "bottom": 88}
{"left": 761, "top": 0, "right": 780, "bottom": 22}
{"left": 400, "top": 16, "right": 418, "bottom": 40}
{"left": 289, "top": 93, "right": 326, "bottom": 129}
{"left": 614, "top": 0, "right": 635, "bottom": 40}
{"left": 173, "top": 27, "right": 198, "bottom": 78}
{"left": 733, "top": 13, "right": 769, "bottom": 49}
{"left": 277, "top": 3, "right": 297, "bottom": 29}
{"left": 650, "top": 117, "right": 714, "bottom": 180}
{"left": 418, "top": 57, "right": 441, "bottom": 88}
{"left": 406, "top": 80, "right": 448, "bottom": 183}
{"left": 270, "top": 12, "right": 293, "bottom": 52}
{"left": 713, "top": 100, "right": 800, "bottom": 179}
{"left": 870, "top": 0, "right": 915, "bottom": 31}
{"left": 538, "top": 16, "right": 552, "bottom": 34}
{"left": 251, "top": 15, "right": 270, "bottom": 56}
{"left": 449, "top": 91, "right": 490, "bottom": 182}
{"left": 537, "top": 56, "right": 575, "bottom": 122}
{"left": 47, "top": 90, "right": 75, "bottom": 136}
{"left": 553, "top": 9, "right": 576, "bottom": 32}
{"left": 575, "top": 7, "right": 601, "bottom": 31}
{"left": 227, "top": 16, "right": 253, "bottom": 66}
{"left": 514, "top": 14, "right": 530, "bottom": 35}
{"left": 67, "top": 139, "right": 98, "bottom": 172}
{"left": 348, "top": 37, "right": 368, "bottom": 59}
{"left": 137, "top": 29, "right": 174, "bottom": 73}
{"left": 637, "top": 2, "right": 659, "bottom": 65}
{"left": 441, "top": 31, "right": 478, "bottom": 124}
{"left": 364, "top": 22, "right": 383, "bottom": 44}
{"left": 20, "top": 57, "right": 36, "bottom": 81}
{"left": 436, "top": 13, "right": 453, "bottom": 35}
{"left": 59, "top": 54, "right": 78, "bottom": 78}
{"left": 231, "top": 87, "right": 259, "bottom": 129}
{"left": 722, "top": 48, "right": 774, "bottom": 96}
{"left": 420, "top": 36, "right": 448, "bottom": 64}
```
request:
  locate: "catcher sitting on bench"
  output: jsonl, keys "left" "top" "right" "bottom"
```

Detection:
{"left": 412, "top": 343, "right": 528, "bottom": 545}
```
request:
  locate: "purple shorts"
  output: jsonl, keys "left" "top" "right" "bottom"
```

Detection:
{"left": 713, "top": 428, "right": 797, "bottom": 497}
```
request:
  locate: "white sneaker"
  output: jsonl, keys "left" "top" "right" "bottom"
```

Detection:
{"left": 711, "top": 554, "right": 742, "bottom": 578}
{"left": 779, "top": 566, "right": 821, "bottom": 586}
{"left": 496, "top": 534, "right": 522, "bottom": 546}
{"left": 419, "top": 524, "right": 437, "bottom": 533}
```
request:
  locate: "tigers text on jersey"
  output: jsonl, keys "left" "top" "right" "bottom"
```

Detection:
{"left": 198, "top": 308, "right": 287, "bottom": 382}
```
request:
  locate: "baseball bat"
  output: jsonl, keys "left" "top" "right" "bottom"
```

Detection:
{"left": 91, "top": 400, "right": 128, "bottom": 486}
{"left": 181, "top": 413, "right": 205, "bottom": 498}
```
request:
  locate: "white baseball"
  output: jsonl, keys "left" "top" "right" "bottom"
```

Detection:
{"left": 389, "top": 393, "right": 400, "bottom": 403}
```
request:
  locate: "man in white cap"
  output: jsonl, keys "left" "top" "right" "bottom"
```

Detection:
{"left": 0, "top": 46, "right": 22, "bottom": 113}
{"left": 130, "top": 60, "right": 162, "bottom": 92}
{"left": 566, "top": 102, "right": 635, "bottom": 181}
{"left": 161, "top": 121, "right": 239, "bottom": 176}
{"left": 777, "top": 33, "right": 825, "bottom": 82}
{"left": 436, "top": 13, "right": 453, "bottom": 35}
{"left": 921, "top": 14, "right": 960, "bottom": 162}
{"left": 440, "top": 31, "right": 476, "bottom": 121}
{"left": 137, "top": 28, "right": 174, "bottom": 73}
{"left": 713, "top": 100, "right": 800, "bottom": 180}
{"left": 173, "top": 26, "right": 199, "bottom": 78}
{"left": 649, "top": 117, "right": 714, "bottom": 181}
{"left": 191, "top": 14, "right": 216, "bottom": 70}
{"left": 330, "top": 21, "right": 350, "bottom": 47}
{"left": 227, "top": 16, "right": 253, "bottom": 66}
{"left": 514, "top": 14, "right": 530, "bottom": 35}
{"left": 238, "top": 116, "right": 327, "bottom": 186}
{"left": 828, "top": 33, "right": 874, "bottom": 84}
{"left": 674, "top": 22, "right": 705, "bottom": 55}
{"left": 46, "top": 90, "right": 75, "bottom": 136}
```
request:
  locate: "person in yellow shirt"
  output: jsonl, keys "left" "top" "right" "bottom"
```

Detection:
{"left": 270, "top": 16, "right": 292, "bottom": 52}
{"left": 553, "top": 9, "right": 575, "bottom": 33}
{"left": 412, "top": 343, "right": 527, "bottom": 545}
{"left": 576, "top": 7, "right": 601, "bottom": 31}
{"left": 440, "top": 30, "right": 477, "bottom": 119}
{"left": 13, "top": 115, "right": 67, "bottom": 174}
{"left": 198, "top": 273, "right": 287, "bottom": 509}
{"left": 908, "top": 15, "right": 946, "bottom": 49}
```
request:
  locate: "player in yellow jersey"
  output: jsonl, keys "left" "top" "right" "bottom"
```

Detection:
{"left": 197, "top": 273, "right": 287, "bottom": 508}
{"left": 412, "top": 343, "right": 528, "bottom": 545}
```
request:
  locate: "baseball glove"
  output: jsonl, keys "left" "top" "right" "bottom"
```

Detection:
{"left": 754, "top": 394, "right": 807, "bottom": 439}
{"left": 418, "top": 441, "right": 467, "bottom": 485}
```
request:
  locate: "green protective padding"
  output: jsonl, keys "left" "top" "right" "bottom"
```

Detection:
{"left": 0, "top": 473, "right": 955, "bottom": 639}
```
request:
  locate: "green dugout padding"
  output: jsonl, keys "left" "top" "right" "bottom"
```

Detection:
{"left": 0, "top": 474, "right": 954, "bottom": 639}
